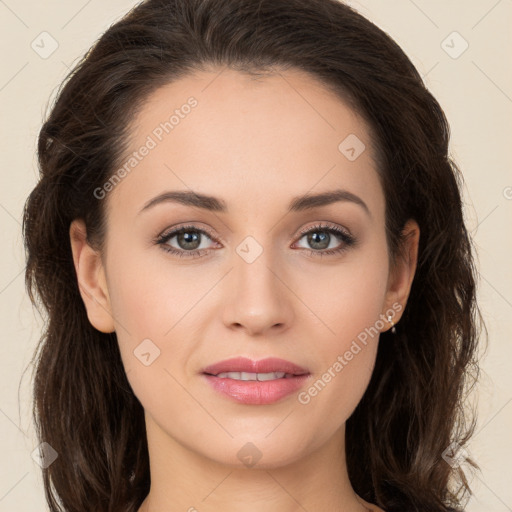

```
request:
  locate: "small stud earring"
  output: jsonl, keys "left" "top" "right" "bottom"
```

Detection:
{"left": 387, "top": 315, "right": 396, "bottom": 334}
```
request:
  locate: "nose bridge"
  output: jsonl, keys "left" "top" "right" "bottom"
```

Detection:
{"left": 221, "top": 232, "right": 294, "bottom": 334}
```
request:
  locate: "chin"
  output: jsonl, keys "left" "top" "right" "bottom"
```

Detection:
{"left": 199, "top": 436, "right": 314, "bottom": 470}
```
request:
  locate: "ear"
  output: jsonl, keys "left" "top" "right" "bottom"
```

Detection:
{"left": 382, "top": 219, "right": 420, "bottom": 331}
{"left": 69, "top": 219, "right": 115, "bottom": 333}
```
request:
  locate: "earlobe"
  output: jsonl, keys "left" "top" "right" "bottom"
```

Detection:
{"left": 383, "top": 219, "right": 420, "bottom": 330}
{"left": 69, "top": 219, "right": 115, "bottom": 333}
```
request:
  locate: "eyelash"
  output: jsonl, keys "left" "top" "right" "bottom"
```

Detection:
{"left": 154, "top": 222, "right": 356, "bottom": 259}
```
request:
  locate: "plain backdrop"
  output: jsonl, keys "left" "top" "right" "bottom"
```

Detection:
{"left": 1, "top": 1, "right": 511, "bottom": 510}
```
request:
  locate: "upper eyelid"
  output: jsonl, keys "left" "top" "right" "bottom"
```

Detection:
{"left": 159, "top": 223, "right": 217, "bottom": 238}
{"left": 296, "top": 222, "right": 351, "bottom": 237}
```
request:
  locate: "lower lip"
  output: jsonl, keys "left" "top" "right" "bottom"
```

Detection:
{"left": 202, "top": 374, "right": 310, "bottom": 405}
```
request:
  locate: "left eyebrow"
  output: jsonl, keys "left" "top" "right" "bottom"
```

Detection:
{"left": 139, "top": 188, "right": 370, "bottom": 217}
{"left": 288, "top": 189, "right": 370, "bottom": 217}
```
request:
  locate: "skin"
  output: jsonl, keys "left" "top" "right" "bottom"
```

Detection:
{"left": 70, "top": 66, "right": 419, "bottom": 512}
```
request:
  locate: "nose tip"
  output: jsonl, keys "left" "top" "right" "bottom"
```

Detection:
{"left": 231, "top": 318, "right": 285, "bottom": 334}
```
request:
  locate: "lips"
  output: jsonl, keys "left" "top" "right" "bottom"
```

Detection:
{"left": 202, "top": 357, "right": 309, "bottom": 377}
{"left": 201, "top": 357, "right": 311, "bottom": 405}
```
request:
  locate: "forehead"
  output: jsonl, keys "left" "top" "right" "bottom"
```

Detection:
{"left": 107, "top": 66, "right": 384, "bottom": 221}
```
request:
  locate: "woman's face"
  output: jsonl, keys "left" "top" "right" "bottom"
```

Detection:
{"left": 72, "top": 66, "right": 417, "bottom": 469}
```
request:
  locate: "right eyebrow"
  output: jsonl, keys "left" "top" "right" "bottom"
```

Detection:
{"left": 139, "top": 190, "right": 227, "bottom": 214}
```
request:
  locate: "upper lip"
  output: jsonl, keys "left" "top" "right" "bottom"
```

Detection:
{"left": 202, "top": 357, "right": 309, "bottom": 376}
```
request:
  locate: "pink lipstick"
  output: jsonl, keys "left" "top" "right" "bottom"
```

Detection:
{"left": 201, "top": 357, "right": 311, "bottom": 405}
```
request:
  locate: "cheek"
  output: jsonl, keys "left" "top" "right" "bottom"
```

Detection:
{"left": 106, "top": 243, "right": 210, "bottom": 338}
{"left": 104, "top": 246, "right": 206, "bottom": 390}
{"left": 294, "top": 250, "right": 388, "bottom": 417}
{"left": 106, "top": 261, "right": 198, "bottom": 419}
{"left": 296, "top": 248, "right": 389, "bottom": 342}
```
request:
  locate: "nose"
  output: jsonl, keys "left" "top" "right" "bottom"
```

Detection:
{"left": 221, "top": 243, "right": 295, "bottom": 337}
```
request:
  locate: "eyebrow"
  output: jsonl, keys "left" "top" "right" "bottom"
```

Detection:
{"left": 139, "top": 188, "right": 370, "bottom": 216}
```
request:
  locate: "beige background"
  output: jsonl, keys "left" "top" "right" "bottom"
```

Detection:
{"left": 1, "top": 0, "right": 511, "bottom": 510}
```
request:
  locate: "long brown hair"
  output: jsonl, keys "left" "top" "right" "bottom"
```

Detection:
{"left": 22, "top": 0, "right": 484, "bottom": 510}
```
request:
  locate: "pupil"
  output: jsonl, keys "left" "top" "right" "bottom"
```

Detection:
{"left": 308, "top": 231, "right": 329, "bottom": 250}
{"left": 178, "top": 231, "right": 200, "bottom": 250}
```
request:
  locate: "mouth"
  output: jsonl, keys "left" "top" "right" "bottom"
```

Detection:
{"left": 203, "top": 371, "right": 303, "bottom": 381}
{"left": 201, "top": 357, "right": 311, "bottom": 405}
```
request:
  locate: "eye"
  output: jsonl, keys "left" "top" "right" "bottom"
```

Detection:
{"left": 155, "top": 225, "right": 219, "bottom": 259}
{"left": 293, "top": 222, "right": 356, "bottom": 257}
{"left": 155, "top": 222, "right": 356, "bottom": 259}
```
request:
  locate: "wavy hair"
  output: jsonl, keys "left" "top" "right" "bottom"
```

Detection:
{"left": 22, "top": 0, "right": 483, "bottom": 510}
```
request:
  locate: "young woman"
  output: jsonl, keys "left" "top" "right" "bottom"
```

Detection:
{"left": 23, "top": 0, "right": 483, "bottom": 511}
